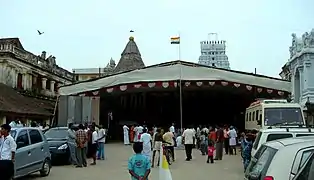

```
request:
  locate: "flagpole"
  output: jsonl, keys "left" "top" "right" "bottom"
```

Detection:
{"left": 178, "top": 32, "right": 181, "bottom": 60}
{"left": 178, "top": 32, "right": 183, "bottom": 131}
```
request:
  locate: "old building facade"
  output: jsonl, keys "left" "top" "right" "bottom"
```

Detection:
{"left": 0, "top": 38, "right": 73, "bottom": 125}
{"left": 280, "top": 29, "right": 314, "bottom": 117}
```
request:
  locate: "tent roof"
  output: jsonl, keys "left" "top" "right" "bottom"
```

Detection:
{"left": 59, "top": 60, "right": 290, "bottom": 96}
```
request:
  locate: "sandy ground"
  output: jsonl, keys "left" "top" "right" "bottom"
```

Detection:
{"left": 22, "top": 143, "right": 244, "bottom": 180}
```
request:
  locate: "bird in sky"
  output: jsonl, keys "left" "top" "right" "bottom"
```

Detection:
{"left": 37, "top": 30, "right": 44, "bottom": 35}
{"left": 130, "top": 30, "right": 134, "bottom": 32}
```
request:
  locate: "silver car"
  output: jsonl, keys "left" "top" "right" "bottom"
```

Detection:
{"left": 10, "top": 127, "right": 51, "bottom": 179}
{"left": 244, "top": 136, "right": 314, "bottom": 180}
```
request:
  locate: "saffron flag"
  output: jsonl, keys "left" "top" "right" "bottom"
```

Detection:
{"left": 170, "top": 37, "right": 180, "bottom": 44}
{"left": 159, "top": 146, "right": 173, "bottom": 180}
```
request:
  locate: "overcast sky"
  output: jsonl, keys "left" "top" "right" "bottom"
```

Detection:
{"left": 1, "top": 0, "right": 314, "bottom": 77}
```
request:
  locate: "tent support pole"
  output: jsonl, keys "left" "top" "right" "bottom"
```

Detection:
{"left": 179, "top": 79, "right": 183, "bottom": 131}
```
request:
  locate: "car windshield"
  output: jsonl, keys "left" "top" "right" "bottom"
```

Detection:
{"left": 10, "top": 130, "right": 16, "bottom": 138}
{"left": 245, "top": 145, "right": 278, "bottom": 179}
{"left": 264, "top": 107, "right": 304, "bottom": 126}
{"left": 45, "top": 128, "right": 68, "bottom": 139}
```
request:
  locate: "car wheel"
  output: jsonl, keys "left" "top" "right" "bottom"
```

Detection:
{"left": 40, "top": 159, "right": 51, "bottom": 177}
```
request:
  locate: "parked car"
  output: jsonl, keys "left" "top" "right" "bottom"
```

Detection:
{"left": 44, "top": 127, "right": 72, "bottom": 164}
{"left": 10, "top": 127, "right": 51, "bottom": 179}
{"left": 251, "top": 127, "right": 314, "bottom": 157}
{"left": 244, "top": 136, "right": 314, "bottom": 180}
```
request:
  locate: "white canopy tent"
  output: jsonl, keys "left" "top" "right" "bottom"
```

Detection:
{"left": 59, "top": 61, "right": 291, "bottom": 96}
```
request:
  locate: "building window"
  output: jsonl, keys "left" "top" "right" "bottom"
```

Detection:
{"left": 212, "top": 63, "right": 215, "bottom": 67}
{"left": 46, "top": 79, "right": 51, "bottom": 90}
{"left": 17, "top": 73, "right": 23, "bottom": 89}
{"left": 212, "top": 57, "right": 215, "bottom": 60}
{"left": 54, "top": 83, "right": 58, "bottom": 92}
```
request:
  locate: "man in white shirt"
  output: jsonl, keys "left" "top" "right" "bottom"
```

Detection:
{"left": 97, "top": 125, "right": 106, "bottom": 160}
{"left": 169, "top": 123, "right": 175, "bottom": 134}
{"left": 0, "top": 124, "right": 17, "bottom": 180}
{"left": 182, "top": 126, "right": 195, "bottom": 161}
{"left": 123, "top": 125, "right": 130, "bottom": 145}
{"left": 140, "top": 128, "right": 152, "bottom": 160}
{"left": 90, "top": 126, "right": 98, "bottom": 165}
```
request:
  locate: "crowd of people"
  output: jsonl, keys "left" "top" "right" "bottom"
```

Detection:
{"left": 124, "top": 123, "right": 257, "bottom": 176}
{"left": 66, "top": 122, "right": 107, "bottom": 167}
{"left": 0, "top": 120, "right": 257, "bottom": 180}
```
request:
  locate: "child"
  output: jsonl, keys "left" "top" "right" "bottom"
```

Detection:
{"left": 128, "top": 142, "right": 151, "bottom": 180}
{"left": 207, "top": 142, "right": 215, "bottom": 163}
{"left": 241, "top": 133, "right": 253, "bottom": 172}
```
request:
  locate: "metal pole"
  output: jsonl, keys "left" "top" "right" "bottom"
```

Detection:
{"left": 178, "top": 32, "right": 181, "bottom": 60}
{"left": 178, "top": 32, "right": 183, "bottom": 130}
{"left": 179, "top": 74, "right": 183, "bottom": 131}
{"left": 51, "top": 95, "right": 60, "bottom": 127}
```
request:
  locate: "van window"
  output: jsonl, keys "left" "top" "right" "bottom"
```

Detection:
{"left": 253, "top": 132, "right": 262, "bottom": 150}
{"left": 255, "top": 110, "right": 259, "bottom": 120}
{"left": 296, "top": 134, "right": 314, "bottom": 137}
{"left": 299, "top": 151, "right": 314, "bottom": 170}
{"left": 253, "top": 112, "right": 255, "bottom": 121}
{"left": 245, "top": 145, "right": 278, "bottom": 179}
{"left": 29, "top": 129, "right": 43, "bottom": 144}
{"left": 294, "top": 151, "right": 314, "bottom": 180}
{"left": 266, "top": 134, "right": 293, "bottom": 142}
{"left": 249, "top": 112, "right": 252, "bottom": 121}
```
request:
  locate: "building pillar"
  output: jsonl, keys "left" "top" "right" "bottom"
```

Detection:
{"left": 42, "top": 77, "right": 47, "bottom": 90}
{"left": 50, "top": 80, "right": 55, "bottom": 92}
{"left": 28, "top": 74, "right": 32, "bottom": 90}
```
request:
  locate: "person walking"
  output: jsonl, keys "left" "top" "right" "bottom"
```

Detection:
{"left": 228, "top": 126, "right": 238, "bottom": 155}
{"left": 223, "top": 125, "right": 229, "bottom": 155}
{"left": 123, "top": 124, "right": 130, "bottom": 145}
{"left": 67, "top": 123, "right": 78, "bottom": 165}
{"left": 140, "top": 128, "right": 152, "bottom": 160}
{"left": 75, "top": 124, "right": 88, "bottom": 168}
{"left": 215, "top": 125, "right": 224, "bottom": 160}
{"left": 97, "top": 125, "right": 106, "bottom": 160}
{"left": 182, "top": 126, "right": 195, "bottom": 161}
{"left": 90, "top": 126, "right": 98, "bottom": 165}
{"left": 0, "top": 124, "right": 17, "bottom": 180}
{"left": 152, "top": 128, "right": 162, "bottom": 167}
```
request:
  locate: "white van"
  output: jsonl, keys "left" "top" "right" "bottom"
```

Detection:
{"left": 251, "top": 127, "right": 314, "bottom": 157}
{"left": 245, "top": 99, "right": 306, "bottom": 131}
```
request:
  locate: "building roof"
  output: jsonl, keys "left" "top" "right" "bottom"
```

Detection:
{"left": 114, "top": 36, "right": 145, "bottom": 73}
{"left": 0, "top": 83, "right": 53, "bottom": 116}
{"left": 59, "top": 60, "right": 291, "bottom": 96}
